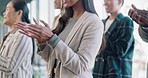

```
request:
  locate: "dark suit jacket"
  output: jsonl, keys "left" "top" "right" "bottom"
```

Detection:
{"left": 139, "top": 26, "right": 148, "bottom": 42}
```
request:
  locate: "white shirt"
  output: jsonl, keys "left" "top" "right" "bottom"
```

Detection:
{"left": 105, "top": 18, "right": 115, "bottom": 33}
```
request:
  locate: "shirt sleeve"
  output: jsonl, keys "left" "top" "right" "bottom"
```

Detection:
{"left": 138, "top": 26, "right": 148, "bottom": 42}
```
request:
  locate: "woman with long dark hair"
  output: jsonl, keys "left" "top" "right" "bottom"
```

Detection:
{"left": 0, "top": 0, "right": 33, "bottom": 78}
{"left": 16, "top": 0, "right": 104, "bottom": 78}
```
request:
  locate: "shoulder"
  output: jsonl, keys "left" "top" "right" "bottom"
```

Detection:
{"left": 14, "top": 30, "right": 32, "bottom": 42}
{"left": 84, "top": 12, "right": 104, "bottom": 28}
{"left": 85, "top": 12, "right": 100, "bottom": 22}
{"left": 120, "top": 15, "right": 133, "bottom": 23}
{"left": 117, "top": 15, "right": 134, "bottom": 27}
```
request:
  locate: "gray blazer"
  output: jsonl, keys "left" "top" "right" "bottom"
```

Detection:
{"left": 139, "top": 26, "right": 148, "bottom": 42}
{"left": 38, "top": 11, "right": 104, "bottom": 78}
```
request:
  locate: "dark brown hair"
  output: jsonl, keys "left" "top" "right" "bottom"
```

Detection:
{"left": 53, "top": 0, "right": 106, "bottom": 51}
{"left": 52, "top": 0, "right": 97, "bottom": 35}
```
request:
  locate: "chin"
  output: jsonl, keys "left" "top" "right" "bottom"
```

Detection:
{"left": 3, "top": 21, "right": 7, "bottom": 24}
{"left": 105, "top": 9, "right": 111, "bottom": 13}
{"left": 105, "top": 11, "right": 110, "bottom": 13}
{"left": 3, "top": 21, "right": 10, "bottom": 26}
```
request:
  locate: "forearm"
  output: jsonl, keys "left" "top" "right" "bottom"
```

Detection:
{"left": 37, "top": 34, "right": 60, "bottom": 62}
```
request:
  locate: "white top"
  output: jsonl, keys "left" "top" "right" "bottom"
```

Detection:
{"left": 105, "top": 18, "right": 114, "bottom": 33}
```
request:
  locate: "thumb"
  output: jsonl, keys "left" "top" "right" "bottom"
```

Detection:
{"left": 40, "top": 20, "right": 49, "bottom": 27}
{"left": 131, "top": 4, "right": 137, "bottom": 10}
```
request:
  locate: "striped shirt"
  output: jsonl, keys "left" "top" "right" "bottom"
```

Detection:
{"left": 0, "top": 29, "right": 33, "bottom": 78}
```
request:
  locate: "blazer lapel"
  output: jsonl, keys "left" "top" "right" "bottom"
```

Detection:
{"left": 104, "top": 13, "right": 123, "bottom": 40}
{"left": 65, "top": 11, "right": 90, "bottom": 45}
{"left": 105, "top": 19, "right": 118, "bottom": 39}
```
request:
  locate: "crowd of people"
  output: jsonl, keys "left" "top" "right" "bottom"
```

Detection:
{"left": 0, "top": 0, "right": 148, "bottom": 78}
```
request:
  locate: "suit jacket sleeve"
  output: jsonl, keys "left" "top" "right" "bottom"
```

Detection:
{"left": 37, "top": 34, "right": 60, "bottom": 62}
{"left": 139, "top": 26, "right": 148, "bottom": 42}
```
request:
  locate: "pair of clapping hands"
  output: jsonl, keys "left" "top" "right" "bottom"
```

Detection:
{"left": 128, "top": 4, "right": 148, "bottom": 27}
{"left": 15, "top": 18, "right": 53, "bottom": 44}
{"left": 16, "top": 4, "right": 148, "bottom": 44}
{"left": 15, "top": 0, "right": 79, "bottom": 44}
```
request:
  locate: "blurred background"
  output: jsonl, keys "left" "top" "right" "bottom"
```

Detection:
{"left": 0, "top": 0, "right": 148, "bottom": 78}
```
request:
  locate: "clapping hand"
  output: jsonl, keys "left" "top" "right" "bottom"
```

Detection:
{"left": 15, "top": 18, "right": 54, "bottom": 44}
{"left": 128, "top": 4, "right": 148, "bottom": 26}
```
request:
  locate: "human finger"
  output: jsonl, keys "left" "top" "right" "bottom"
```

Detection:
{"left": 138, "top": 15, "right": 148, "bottom": 26}
{"left": 25, "top": 28, "right": 49, "bottom": 43}
{"left": 137, "top": 10, "right": 147, "bottom": 14}
{"left": 17, "top": 25, "right": 26, "bottom": 32}
{"left": 33, "top": 18, "right": 39, "bottom": 25}
{"left": 25, "top": 28, "right": 41, "bottom": 39}
{"left": 128, "top": 9, "right": 134, "bottom": 17}
{"left": 129, "top": 9, "right": 137, "bottom": 21}
{"left": 131, "top": 4, "right": 137, "bottom": 10}
{"left": 15, "top": 22, "right": 27, "bottom": 27}
{"left": 15, "top": 22, "right": 30, "bottom": 33}
{"left": 137, "top": 15, "right": 142, "bottom": 24}
{"left": 131, "top": 4, "right": 148, "bottom": 16}
{"left": 132, "top": 11, "right": 138, "bottom": 20}
{"left": 137, "top": 10, "right": 148, "bottom": 18}
{"left": 26, "top": 25, "right": 42, "bottom": 35}
{"left": 19, "top": 29, "right": 33, "bottom": 38}
{"left": 40, "top": 20, "right": 49, "bottom": 27}
{"left": 15, "top": 21, "right": 27, "bottom": 25}
{"left": 15, "top": 23, "right": 25, "bottom": 29}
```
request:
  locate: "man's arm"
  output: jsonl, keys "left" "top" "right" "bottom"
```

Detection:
{"left": 139, "top": 26, "right": 148, "bottom": 42}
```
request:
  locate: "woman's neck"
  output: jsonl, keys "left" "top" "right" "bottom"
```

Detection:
{"left": 72, "top": 1, "right": 84, "bottom": 19}
{"left": 9, "top": 25, "right": 18, "bottom": 33}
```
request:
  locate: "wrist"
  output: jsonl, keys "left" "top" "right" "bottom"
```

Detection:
{"left": 37, "top": 33, "right": 54, "bottom": 44}
{"left": 48, "top": 33, "right": 54, "bottom": 40}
